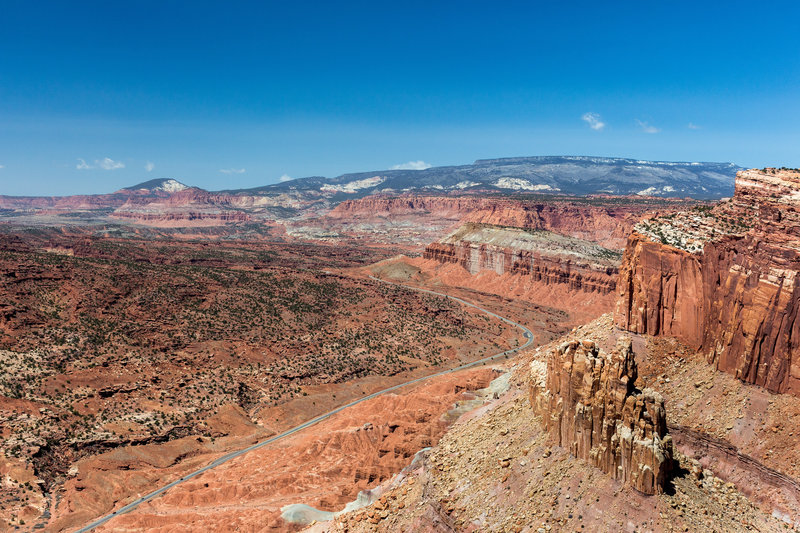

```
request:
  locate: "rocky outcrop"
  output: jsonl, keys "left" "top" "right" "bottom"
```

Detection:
{"left": 530, "top": 338, "right": 673, "bottom": 494}
{"left": 616, "top": 169, "right": 800, "bottom": 394}
{"left": 330, "top": 194, "right": 684, "bottom": 249}
{"left": 462, "top": 202, "right": 647, "bottom": 250}
{"left": 424, "top": 241, "right": 617, "bottom": 294}
{"left": 424, "top": 223, "right": 620, "bottom": 295}
{"left": 614, "top": 232, "right": 704, "bottom": 346}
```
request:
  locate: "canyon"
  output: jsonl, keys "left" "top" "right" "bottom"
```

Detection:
{"left": 5, "top": 164, "right": 800, "bottom": 532}
{"left": 319, "top": 170, "right": 800, "bottom": 532}
{"left": 414, "top": 200, "right": 647, "bottom": 324}
{"left": 321, "top": 316, "right": 792, "bottom": 533}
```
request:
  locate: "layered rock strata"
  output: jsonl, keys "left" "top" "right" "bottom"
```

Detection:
{"left": 110, "top": 189, "right": 256, "bottom": 226}
{"left": 462, "top": 201, "right": 647, "bottom": 250}
{"left": 424, "top": 223, "right": 620, "bottom": 295}
{"left": 530, "top": 338, "right": 673, "bottom": 494}
{"left": 616, "top": 168, "right": 800, "bottom": 394}
{"left": 331, "top": 194, "right": 687, "bottom": 249}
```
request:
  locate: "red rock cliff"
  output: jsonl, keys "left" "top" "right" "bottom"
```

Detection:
{"left": 463, "top": 202, "right": 646, "bottom": 250}
{"left": 330, "top": 194, "right": 682, "bottom": 249}
{"left": 424, "top": 241, "right": 618, "bottom": 295}
{"left": 614, "top": 232, "right": 704, "bottom": 347}
{"left": 615, "top": 169, "right": 800, "bottom": 394}
{"left": 424, "top": 223, "right": 620, "bottom": 295}
{"left": 530, "top": 338, "right": 673, "bottom": 494}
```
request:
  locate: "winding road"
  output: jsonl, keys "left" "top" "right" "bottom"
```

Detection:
{"left": 74, "top": 277, "right": 534, "bottom": 532}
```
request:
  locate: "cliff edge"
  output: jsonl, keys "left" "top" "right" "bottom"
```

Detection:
{"left": 615, "top": 168, "right": 800, "bottom": 394}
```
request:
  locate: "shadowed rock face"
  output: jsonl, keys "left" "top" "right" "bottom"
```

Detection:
{"left": 615, "top": 168, "right": 800, "bottom": 394}
{"left": 530, "top": 338, "right": 673, "bottom": 495}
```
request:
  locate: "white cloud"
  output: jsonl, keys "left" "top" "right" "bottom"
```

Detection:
{"left": 635, "top": 119, "right": 661, "bottom": 134}
{"left": 278, "top": 174, "right": 293, "bottom": 182}
{"left": 581, "top": 112, "right": 605, "bottom": 131}
{"left": 688, "top": 122, "right": 701, "bottom": 130}
{"left": 220, "top": 168, "right": 246, "bottom": 174}
{"left": 145, "top": 161, "right": 155, "bottom": 172}
{"left": 0, "top": 165, "right": 4, "bottom": 169}
{"left": 390, "top": 160, "right": 432, "bottom": 170}
{"left": 76, "top": 157, "right": 125, "bottom": 170}
{"left": 98, "top": 157, "right": 125, "bottom": 170}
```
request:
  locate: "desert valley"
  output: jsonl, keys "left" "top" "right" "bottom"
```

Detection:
{"left": 0, "top": 156, "right": 798, "bottom": 532}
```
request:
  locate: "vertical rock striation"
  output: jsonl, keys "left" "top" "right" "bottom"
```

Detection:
{"left": 423, "top": 223, "right": 621, "bottom": 295}
{"left": 614, "top": 232, "right": 704, "bottom": 347}
{"left": 530, "top": 338, "right": 673, "bottom": 494}
{"left": 615, "top": 168, "right": 800, "bottom": 394}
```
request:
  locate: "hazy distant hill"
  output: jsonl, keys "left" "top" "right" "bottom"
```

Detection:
{"left": 232, "top": 156, "right": 740, "bottom": 200}
{"left": 0, "top": 157, "right": 741, "bottom": 215}
{"left": 122, "top": 178, "right": 190, "bottom": 193}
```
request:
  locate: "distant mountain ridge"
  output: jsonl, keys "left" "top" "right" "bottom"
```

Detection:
{"left": 0, "top": 156, "right": 742, "bottom": 207}
{"left": 225, "top": 156, "right": 741, "bottom": 200}
{"left": 122, "top": 178, "right": 190, "bottom": 193}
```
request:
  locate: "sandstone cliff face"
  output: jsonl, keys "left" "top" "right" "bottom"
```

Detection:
{"left": 615, "top": 169, "right": 800, "bottom": 394}
{"left": 424, "top": 241, "right": 617, "bottom": 295}
{"left": 530, "top": 338, "right": 673, "bottom": 494}
{"left": 462, "top": 202, "right": 644, "bottom": 250}
{"left": 701, "top": 234, "right": 800, "bottom": 392}
{"left": 329, "top": 194, "right": 683, "bottom": 249}
{"left": 424, "top": 223, "right": 620, "bottom": 296}
{"left": 614, "top": 232, "right": 704, "bottom": 346}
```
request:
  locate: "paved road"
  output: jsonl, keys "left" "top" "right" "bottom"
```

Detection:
{"left": 74, "top": 277, "right": 534, "bottom": 532}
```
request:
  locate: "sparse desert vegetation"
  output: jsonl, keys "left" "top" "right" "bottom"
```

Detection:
{"left": 0, "top": 231, "right": 519, "bottom": 527}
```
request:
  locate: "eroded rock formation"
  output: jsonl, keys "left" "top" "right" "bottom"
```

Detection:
{"left": 462, "top": 201, "right": 646, "bottom": 250}
{"left": 424, "top": 223, "right": 620, "bottom": 295}
{"left": 530, "top": 338, "right": 673, "bottom": 494}
{"left": 329, "top": 195, "right": 494, "bottom": 220}
{"left": 330, "top": 194, "right": 687, "bottom": 249}
{"left": 615, "top": 168, "right": 800, "bottom": 394}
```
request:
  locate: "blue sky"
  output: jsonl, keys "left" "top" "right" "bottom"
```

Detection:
{"left": 1, "top": 1, "right": 798, "bottom": 195}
